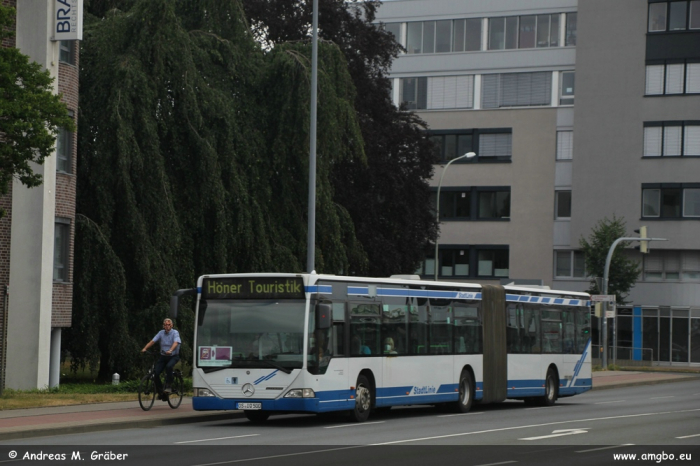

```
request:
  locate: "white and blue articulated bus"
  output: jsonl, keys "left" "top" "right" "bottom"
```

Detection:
{"left": 170, "top": 273, "right": 592, "bottom": 423}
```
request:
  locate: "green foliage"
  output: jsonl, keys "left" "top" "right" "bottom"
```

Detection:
{"left": 1, "top": 378, "right": 192, "bottom": 395}
{"left": 579, "top": 215, "right": 641, "bottom": 305}
{"left": 0, "top": 5, "right": 75, "bottom": 218}
{"left": 242, "top": 0, "right": 437, "bottom": 276}
{"left": 71, "top": 0, "right": 368, "bottom": 377}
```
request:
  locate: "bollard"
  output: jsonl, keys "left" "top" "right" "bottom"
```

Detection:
{"left": 112, "top": 373, "right": 120, "bottom": 385}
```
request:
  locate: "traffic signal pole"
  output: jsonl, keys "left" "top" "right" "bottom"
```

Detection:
{"left": 601, "top": 233, "right": 667, "bottom": 369}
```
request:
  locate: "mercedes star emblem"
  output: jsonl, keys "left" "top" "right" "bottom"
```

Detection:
{"left": 242, "top": 383, "right": 255, "bottom": 397}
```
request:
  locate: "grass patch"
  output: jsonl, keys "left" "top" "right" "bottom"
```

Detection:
{"left": 1, "top": 379, "right": 192, "bottom": 410}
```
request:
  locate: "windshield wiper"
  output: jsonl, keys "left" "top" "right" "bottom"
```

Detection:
{"left": 201, "top": 359, "right": 293, "bottom": 374}
{"left": 202, "top": 365, "right": 234, "bottom": 373}
{"left": 258, "top": 358, "right": 292, "bottom": 374}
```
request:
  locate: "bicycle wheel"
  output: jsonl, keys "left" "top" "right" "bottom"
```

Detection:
{"left": 138, "top": 374, "right": 156, "bottom": 411}
{"left": 167, "top": 373, "right": 184, "bottom": 409}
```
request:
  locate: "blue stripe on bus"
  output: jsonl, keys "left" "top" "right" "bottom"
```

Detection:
{"left": 305, "top": 285, "right": 333, "bottom": 294}
{"left": 253, "top": 370, "right": 278, "bottom": 385}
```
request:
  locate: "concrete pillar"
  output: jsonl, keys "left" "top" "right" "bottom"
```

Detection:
{"left": 49, "top": 328, "right": 61, "bottom": 388}
{"left": 5, "top": 1, "right": 58, "bottom": 390}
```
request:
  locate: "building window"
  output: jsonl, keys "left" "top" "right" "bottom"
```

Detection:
{"left": 648, "top": 1, "right": 700, "bottom": 31}
{"left": 478, "top": 131, "right": 512, "bottom": 159}
{"left": 59, "top": 40, "right": 74, "bottom": 65}
{"left": 416, "top": 246, "right": 509, "bottom": 279}
{"left": 642, "top": 184, "right": 700, "bottom": 218}
{"left": 482, "top": 72, "right": 552, "bottom": 108}
{"left": 645, "top": 61, "right": 700, "bottom": 95}
{"left": 644, "top": 250, "right": 700, "bottom": 281}
{"left": 453, "top": 18, "right": 482, "bottom": 52}
{"left": 555, "top": 251, "right": 587, "bottom": 278}
{"left": 477, "top": 249, "right": 509, "bottom": 277}
{"left": 57, "top": 111, "right": 74, "bottom": 173}
{"left": 427, "top": 75, "right": 474, "bottom": 109}
{"left": 400, "top": 77, "right": 427, "bottom": 109}
{"left": 53, "top": 220, "right": 70, "bottom": 281}
{"left": 383, "top": 23, "right": 401, "bottom": 43}
{"left": 488, "top": 14, "right": 562, "bottom": 50}
{"left": 555, "top": 191, "right": 572, "bottom": 219}
{"left": 643, "top": 122, "right": 700, "bottom": 157}
{"left": 565, "top": 12, "right": 577, "bottom": 46}
{"left": 429, "top": 129, "right": 512, "bottom": 163}
{"left": 431, "top": 187, "right": 511, "bottom": 221}
{"left": 433, "top": 189, "right": 472, "bottom": 220}
{"left": 404, "top": 18, "right": 482, "bottom": 54}
{"left": 560, "top": 71, "right": 575, "bottom": 105}
{"left": 556, "top": 131, "right": 573, "bottom": 160}
{"left": 477, "top": 189, "right": 511, "bottom": 219}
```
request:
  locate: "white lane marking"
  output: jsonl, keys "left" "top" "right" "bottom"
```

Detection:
{"left": 650, "top": 396, "right": 674, "bottom": 400}
{"left": 595, "top": 400, "right": 626, "bottom": 404}
{"left": 192, "top": 446, "right": 366, "bottom": 465}
{"left": 475, "top": 462, "right": 517, "bottom": 466}
{"left": 676, "top": 433, "right": 700, "bottom": 439}
{"left": 438, "top": 412, "right": 485, "bottom": 418}
{"left": 520, "top": 428, "right": 589, "bottom": 441}
{"left": 575, "top": 444, "right": 634, "bottom": 453}
{"left": 325, "top": 421, "right": 385, "bottom": 429}
{"left": 175, "top": 434, "right": 260, "bottom": 444}
{"left": 370, "top": 407, "right": 700, "bottom": 445}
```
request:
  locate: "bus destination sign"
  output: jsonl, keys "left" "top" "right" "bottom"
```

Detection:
{"left": 203, "top": 277, "right": 305, "bottom": 300}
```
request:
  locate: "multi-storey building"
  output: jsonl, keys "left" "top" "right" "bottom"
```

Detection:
{"left": 0, "top": 0, "right": 80, "bottom": 390}
{"left": 376, "top": 0, "right": 700, "bottom": 366}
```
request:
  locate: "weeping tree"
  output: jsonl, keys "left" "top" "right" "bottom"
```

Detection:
{"left": 67, "top": 0, "right": 367, "bottom": 379}
{"left": 242, "top": 0, "right": 438, "bottom": 277}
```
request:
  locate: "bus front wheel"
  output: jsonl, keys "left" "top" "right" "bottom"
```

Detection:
{"left": 350, "top": 375, "right": 372, "bottom": 423}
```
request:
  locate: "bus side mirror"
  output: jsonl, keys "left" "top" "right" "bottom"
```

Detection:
{"left": 315, "top": 303, "right": 332, "bottom": 329}
{"left": 170, "top": 288, "right": 197, "bottom": 319}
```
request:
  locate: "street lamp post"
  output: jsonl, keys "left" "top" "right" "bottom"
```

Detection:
{"left": 434, "top": 152, "right": 476, "bottom": 281}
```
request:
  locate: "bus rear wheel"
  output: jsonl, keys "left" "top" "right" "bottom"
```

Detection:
{"left": 540, "top": 368, "right": 559, "bottom": 406}
{"left": 350, "top": 375, "right": 372, "bottom": 423}
{"left": 454, "top": 370, "right": 474, "bottom": 413}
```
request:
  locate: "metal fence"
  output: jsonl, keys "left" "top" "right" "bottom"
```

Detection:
{"left": 591, "top": 345, "right": 654, "bottom": 367}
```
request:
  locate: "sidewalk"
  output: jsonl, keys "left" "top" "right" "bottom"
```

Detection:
{"left": 1, "top": 370, "right": 698, "bottom": 441}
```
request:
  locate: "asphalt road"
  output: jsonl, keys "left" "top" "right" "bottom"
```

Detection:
{"left": 2, "top": 381, "right": 698, "bottom": 466}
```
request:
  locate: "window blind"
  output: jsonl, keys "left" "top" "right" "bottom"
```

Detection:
{"left": 645, "top": 65, "right": 664, "bottom": 95}
{"left": 682, "top": 251, "right": 700, "bottom": 271}
{"left": 684, "top": 125, "right": 700, "bottom": 155}
{"left": 644, "top": 255, "right": 663, "bottom": 272}
{"left": 481, "top": 72, "right": 551, "bottom": 108}
{"left": 556, "top": 131, "right": 573, "bottom": 160}
{"left": 687, "top": 63, "right": 700, "bottom": 93}
{"left": 665, "top": 64, "right": 684, "bottom": 94}
{"left": 644, "top": 126, "right": 662, "bottom": 156}
{"left": 663, "top": 126, "right": 682, "bottom": 156}
{"left": 480, "top": 133, "right": 512, "bottom": 157}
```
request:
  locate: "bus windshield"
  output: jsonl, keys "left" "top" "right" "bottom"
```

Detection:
{"left": 196, "top": 299, "right": 306, "bottom": 372}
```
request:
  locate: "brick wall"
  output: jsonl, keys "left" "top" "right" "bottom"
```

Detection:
{"left": 53, "top": 41, "right": 80, "bottom": 328}
{"left": 0, "top": 0, "right": 16, "bottom": 389}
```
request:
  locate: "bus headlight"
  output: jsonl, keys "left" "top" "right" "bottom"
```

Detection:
{"left": 284, "top": 388, "right": 316, "bottom": 398}
{"left": 194, "top": 388, "right": 215, "bottom": 397}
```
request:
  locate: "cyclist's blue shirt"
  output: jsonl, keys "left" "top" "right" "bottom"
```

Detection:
{"left": 152, "top": 329, "right": 181, "bottom": 356}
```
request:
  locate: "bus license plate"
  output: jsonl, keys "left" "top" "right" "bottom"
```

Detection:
{"left": 237, "top": 403, "right": 261, "bottom": 410}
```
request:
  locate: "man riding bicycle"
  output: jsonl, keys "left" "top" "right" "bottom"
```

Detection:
{"left": 142, "top": 318, "right": 181, "bottom": 399}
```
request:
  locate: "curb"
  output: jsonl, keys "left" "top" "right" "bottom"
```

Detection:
{"left": 592, "top": 374, "right": 700, "bottom": 391}
{"left": 1, "top": 412, "right": 243, "bottom": 442}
